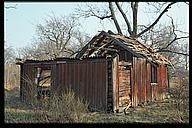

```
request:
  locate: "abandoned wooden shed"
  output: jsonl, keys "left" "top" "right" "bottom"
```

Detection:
{"left": 16, "top": 30, "right": 171, "bottom": 112}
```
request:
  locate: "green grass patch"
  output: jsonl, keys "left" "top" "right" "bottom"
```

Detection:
{"left": 5, "top": 108, "right": 37, "bottom": 123}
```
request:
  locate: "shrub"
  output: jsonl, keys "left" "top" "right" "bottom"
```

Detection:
{"left": 168, "top": 72, "right": 189, "bottom": 122}
{"left": 33, "top": 89, "right": 89, "bottom": 123}
{"left": 169, "top": 76, "right": 189, "bottom": 111}
{"left": 19, "top": 76, "right": 90, "bottom": 123}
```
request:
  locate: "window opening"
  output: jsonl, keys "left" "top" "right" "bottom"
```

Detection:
{"left": 36, "top": 67, "right": 51, "bottom": 99}
{"left": 151, "top": 64, "right": 157, "bottom": 83}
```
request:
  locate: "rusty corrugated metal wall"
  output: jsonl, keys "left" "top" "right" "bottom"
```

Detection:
{"left": 21, "top": 58, "right": 112, "bottom": 111}
{"left": 52, "top": 59, "right": 110, "bottom": 111}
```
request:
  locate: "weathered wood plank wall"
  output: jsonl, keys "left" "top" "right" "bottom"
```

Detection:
{"left": 131, "top": 57, "right": 168, "bottom": 106}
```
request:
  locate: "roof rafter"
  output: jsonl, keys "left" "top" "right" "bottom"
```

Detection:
{"left": 75, "top": 31, "right": 171, "bottom": 65}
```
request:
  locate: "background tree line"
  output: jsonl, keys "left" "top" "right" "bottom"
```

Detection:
{"left": 4, "top": 13, "right": 90, "bottom": 89}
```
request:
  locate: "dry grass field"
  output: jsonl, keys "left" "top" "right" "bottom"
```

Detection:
{"left": 4, "top": 87, "right": 189, "bottom": 124}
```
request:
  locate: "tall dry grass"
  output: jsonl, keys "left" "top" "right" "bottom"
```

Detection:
{"left": 30, "top": 89, "right": 89, "bottom": 123}
{"left": 16, "top": 74, "right": 90, "bottom": 123}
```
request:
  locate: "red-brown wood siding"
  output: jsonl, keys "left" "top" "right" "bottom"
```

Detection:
{"left": 146, "top": 63, "right": 152, "bottom": 102}
{"left": 132, "top": 57, "right": 139, "bottom": 106}
{"left": 131, "top": 57, "right": 168, "bottom": 106}
{"left": 112, "top": 56, "right": 119, "bottom": 111}
{"left": 157, "top": 64, "right": 168, "bottom": 100}
{"left": 141, "top": 59, "right": 147, "bottom": 103}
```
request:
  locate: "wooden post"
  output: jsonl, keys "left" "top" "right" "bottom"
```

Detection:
{"left": 112, "top": 55, "right": 119, "bottom": 112}
{"left": 20, "top": 64, "right": 24, "bottom": 101}
{"left": 167, "top": 66, "right": 170, "bottom": 93}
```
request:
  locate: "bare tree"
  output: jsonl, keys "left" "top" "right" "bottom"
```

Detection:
{"left": 75, "top": 2, "right": 188, "bottom": 50}
{"left": 155, "top": 15, "right": 189, "bottom": 53}
{"left": 75, "top": 2, "right": 179, "bottom": 37}
{"left": 20, "top": 15, "right": 90, "bottom": 60}
{"left": 69, "top": 30, "right": 91, "bottom": 55}
{"left": 4, "top": 44, "right": 19, "bottom": 89}
{"left": 75, "top": 2, "right": 189, "bottom": 69}
{"left": 138, "top": 21, "right": 189, "bottom": 69}
{"left": 136, "top": 2, "right": 176, "bottom": 38}
{"left": 4, "top": 44, "right": 16, "bottom": 64}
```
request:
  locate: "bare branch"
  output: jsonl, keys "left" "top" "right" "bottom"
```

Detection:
{"left": 136, "top": 2, "right": 176, "bottom": 38}
{"left": 4, "top": 45, "right": 16, "bottom": 64}
{"left": 145, "top": 2, "right": 167, "bottom": 13}
{"left": 75, "top": 3, "right": 112, "bottom": 20}
{"left": 109, "top": 2, "right": 122, "bottom": 34}
{"left": 20, "top": 15, "right": 83, "bottom": 60}
{"left": 174, "top": 30, "right": 189, "bottom": 34}
{"left": 157, "top": 15, "right": 189, "bottom": 51}
{"left": 5, "top": 4, "right": 17, "bottom": 9}
{"left": 61, "top": 26, "right": 73, "bottom": 52}
{"left": 157, "top": 49, "right": 189, "bottom": 56}
{"left": 167, "top": 15, "right": 177, "bottom": 37}
{"left": 87, "top": 5, "right": 112, "bottom": 20}
{"left": 157, "top": 36, "right": 189, "bottom": 52}
{"left": 92, "top": 15, "right": 112, "bottom": 20}
{"left": 115, "top": 2, "right": 132, "bottom": 35}
{"left": 138, "top": 24, "right": 157, "bottom": 33}
{"left": 5, "top": 6, "right": 16, "bottom": 9}
{"left": 184, "top": 2, "right": 189, "bottom": 5}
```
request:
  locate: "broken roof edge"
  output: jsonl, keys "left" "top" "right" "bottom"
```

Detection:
{"left": 106, "top": 30, "right": 172, "bottom": 65}
{"left": 15, "top": 56, "right": 110, "bottom": 64}
{"left": 75, "top": 30, "right": 172, "bottom": 65}
{"left": 75, "top": 31, "right": 107, "bottom": 59}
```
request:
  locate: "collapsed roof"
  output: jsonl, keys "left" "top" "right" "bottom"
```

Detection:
{"left": 75, "top": 30, "right": 171, "bottom": 65}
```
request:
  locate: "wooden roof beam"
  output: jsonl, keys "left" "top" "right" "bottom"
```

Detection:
{"left": 103, "top": 32, "right": 144, "bottom": 58}
{"left": 89, "top": 47, "right": 118, "bottom": 52}
{"left": 76, "top": 31, "right": 107, "bottom": 58}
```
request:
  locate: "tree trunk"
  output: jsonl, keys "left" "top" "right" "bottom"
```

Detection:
{"left": 115, "top": 2, "right": 132, "bottom": 36}
{"left": 109, "top": 2, "right": 122, "bottom": 34}
{"left": 131, "top": 2, "right": 138, "bottom": 38}
{"left": 185, "top": 55, "right": 188, "bottom": 70}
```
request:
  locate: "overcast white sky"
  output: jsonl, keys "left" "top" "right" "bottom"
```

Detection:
{"left": 4, "top": 2, "right": 189, "bottom": 49}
